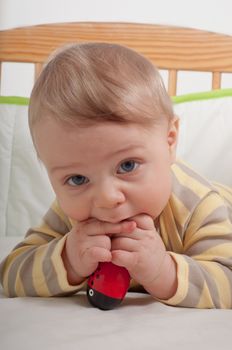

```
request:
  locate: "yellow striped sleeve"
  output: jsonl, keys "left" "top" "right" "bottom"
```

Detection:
{"left": 157, "top": 252, "right": 189, "bottom": 305}
{"left": 0, "top": 201, "right": 85, "bottom": 297}
{"left": 160, "top": 161, "right": 232, "bottom": 308}
{"left": 198, "top": 261, "right": 231, "bottom": 308}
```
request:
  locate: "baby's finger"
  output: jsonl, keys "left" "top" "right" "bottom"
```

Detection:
{"left": 110, "top": 226, "right": 144, "bottom": 240}
{"left": 129, "top": 214, "right": 155, "bottom": 230}
{"left": 87, "top": 246, "right": 112, "bottom": 263}
{"left": 111, "top": 237, "right": 139, "bottom": 252}
{"left": 78, "top": 220, "right": 136, "bottom": 236}
{"left": 111, "top": 250, "right": 138, "bottom": 270}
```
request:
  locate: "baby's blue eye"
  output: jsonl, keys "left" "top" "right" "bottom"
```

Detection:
{"left": 67, "top": 175, "right": 88, "bottom": 186}
{"left": 118, "top": 160, "right": 138, "bottom": 174}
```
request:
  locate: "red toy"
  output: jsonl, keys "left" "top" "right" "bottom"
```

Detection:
{"left": 87, "top": 262, "right": 130, "bottom": 310}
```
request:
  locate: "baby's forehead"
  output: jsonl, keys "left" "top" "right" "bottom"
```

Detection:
{"left": 34, "top": 117, "right": 156, "bottom": 146}
{"left": 35, "top": 117, "right": 169, "bottom": 156}
{"left": 36, "top": 114, "right": 152, "bottom": 131}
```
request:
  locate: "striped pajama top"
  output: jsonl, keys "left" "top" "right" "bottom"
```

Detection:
{"left": 1, "top": 160, "right": 232, "bottom": 308}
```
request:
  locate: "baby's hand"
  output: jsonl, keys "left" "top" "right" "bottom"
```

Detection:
{"left": 62, "top": 219, "right": 135, "bottom": 285}
{"left": 111, "top": 214, "right": 167, "bottom": 287}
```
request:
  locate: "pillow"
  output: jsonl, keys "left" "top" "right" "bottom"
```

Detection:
{"left": 173, "top": 89, "right": 232, "bottom": 187}
{"left": 0, "top": 89, "right": 232, "bottom": 236}
{"left": 0, "top": 97, "right": 54, "bottom": 237}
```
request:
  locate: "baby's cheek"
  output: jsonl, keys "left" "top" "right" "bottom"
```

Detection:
{"left": 138, "top": 179, "right": 171, "bottom": 218}
{"left": 57, "top": 197, "right": 90, "bottom": 222}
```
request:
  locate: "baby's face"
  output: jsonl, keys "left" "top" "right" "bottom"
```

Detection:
{"left": 34, "top": 118, "right": 178, "bottom": 224}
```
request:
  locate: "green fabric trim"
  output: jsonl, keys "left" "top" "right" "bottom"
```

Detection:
{"left": 0, "top": 96, "right": 29, "bottom": 105}
{"left": 172, "top": 88, "right": 232, "bottom": 104}
{"left": 0, "top": 88, "right": 232, "bottom": 106}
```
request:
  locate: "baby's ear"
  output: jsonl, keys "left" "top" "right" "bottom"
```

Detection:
{"left": 167, "top": 116, "right": 179, "bottom": 163}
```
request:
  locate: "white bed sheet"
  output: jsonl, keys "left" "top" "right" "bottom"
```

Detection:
{"left": 1, "top": 237, "right": 232, "bottom": 350}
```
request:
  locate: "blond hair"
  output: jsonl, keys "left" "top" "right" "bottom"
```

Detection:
{"left": 29, "top": 42, "right": 174, "bottom": 133}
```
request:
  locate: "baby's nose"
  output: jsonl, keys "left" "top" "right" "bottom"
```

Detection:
{"left": 94, "top": 182, "right": 125, "bottom": 209}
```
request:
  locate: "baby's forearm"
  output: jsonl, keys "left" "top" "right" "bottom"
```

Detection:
{"left": 0, "top": 236, "right": 83, "bottom": 297}
{"left": 143, "top": 253, "right": 177, "bottom": 300}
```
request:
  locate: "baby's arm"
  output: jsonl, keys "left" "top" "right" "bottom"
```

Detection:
{"left": 0, "top": 201, "right": 82, "bottom": 297}
{"left": 159, "top": 192, "right": 232, "bottom": 308}
{"left": 0, "top": 200, "right": 136, "bottom": 297}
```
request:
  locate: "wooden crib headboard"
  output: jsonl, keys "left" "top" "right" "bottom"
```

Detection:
{"left": 0, "top": 22, "right": 232, "bottom": 95}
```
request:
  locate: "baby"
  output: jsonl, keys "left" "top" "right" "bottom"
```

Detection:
{"left": 1, "top": 43, "right": 232, "bottom": 308}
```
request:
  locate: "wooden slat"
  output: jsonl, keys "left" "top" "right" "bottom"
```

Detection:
{"left": 34, "top": 63, "right": 43, "bottom": 81}
{"left": 1, "top": 22, "right": 232, "bottom": 73}
{"left": 168, "top": 70, "right": 177, "bottom": 96}
{"left": 212, "top": 72, "right": 222, "bottom": 89}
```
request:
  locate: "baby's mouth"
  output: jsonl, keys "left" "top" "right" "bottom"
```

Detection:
{"left": 100, "top": 216, "right": 134, "bottom": 224}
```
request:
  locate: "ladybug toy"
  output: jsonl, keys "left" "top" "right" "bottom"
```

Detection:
{"left": 87, "top": 262, "right": 130, "bottom": 310}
